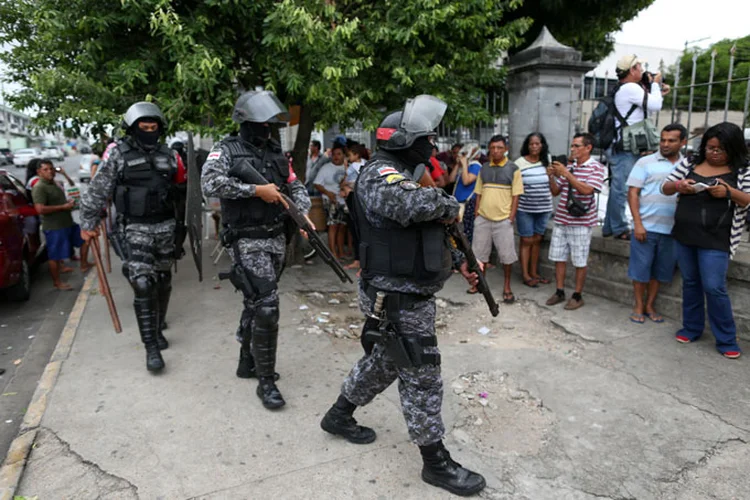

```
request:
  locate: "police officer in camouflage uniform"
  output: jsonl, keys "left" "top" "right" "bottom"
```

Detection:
{"left": 320, "top": 96, "right": 486, "bottom": 496}
{"left": 80, "top": 102, "right": 186, "bottom": 372}
{"left": 201, "top": 91, "right": 311, "bottom": 410}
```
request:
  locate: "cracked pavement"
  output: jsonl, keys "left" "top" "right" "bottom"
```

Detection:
{"left": 13, "top": 249, "right": 750, "bottom": 499}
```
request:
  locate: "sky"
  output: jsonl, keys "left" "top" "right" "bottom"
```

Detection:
{"left": 615, "top": 0, "right": 750, "bottom": 50}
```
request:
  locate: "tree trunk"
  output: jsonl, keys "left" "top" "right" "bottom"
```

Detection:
{"left": 292, "top": 104, "right": 315, "bottom": 184}
{"left": 285, "top": 104, "right": 316, "bottom": 265}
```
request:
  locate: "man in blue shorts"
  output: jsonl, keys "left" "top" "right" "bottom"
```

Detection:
{"left": 32, "top": 160, "right": 89, "bottom": 290}
{"left": 626, "top": 124, "right": 686, "bottom": 323}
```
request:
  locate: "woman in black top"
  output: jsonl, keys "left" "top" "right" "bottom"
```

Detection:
{"left": 662, "top": 123, "right": 750, "bottom": 359}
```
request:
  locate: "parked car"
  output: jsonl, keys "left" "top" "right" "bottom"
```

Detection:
{"left": 0, "top": 149, "right": 12, "bottom": 166}
{"left": 12, "top": 148, "right": 42, "bottom": 168}
{"left": 78, "top": 154, "right": 101, "bottom": 183}
{"left": 0, "top": 169, "right": 44, "bottom": 301}
{"left": 42, "top": 147, "right": 64, "bottom": 161}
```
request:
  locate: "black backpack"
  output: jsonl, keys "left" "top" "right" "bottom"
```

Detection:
{"left": 588, "top": 85, "right": 638, "bottom": 149}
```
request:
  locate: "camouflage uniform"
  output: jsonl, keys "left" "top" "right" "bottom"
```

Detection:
{"left": 201, "top": 138, "right": 310, "bottom": 380}
{"left": 80, "top": 144, "right": 177, "bottom": 280}
{"left": 339, "top": 153, "right": 462, "bottom": 446}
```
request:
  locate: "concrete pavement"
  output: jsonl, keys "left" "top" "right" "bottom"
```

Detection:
{"left": 7, "top": 245, "right": 750, "bottom": 500}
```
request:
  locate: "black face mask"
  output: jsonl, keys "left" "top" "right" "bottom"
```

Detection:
{"left": 240, "top": 122, "right": 270, "bottom": 146}
{"left": 397, "top": 136, "right": 433, "bottom": 168}
{"left": 134, "top": 128, "right": 160, "bottom": 148}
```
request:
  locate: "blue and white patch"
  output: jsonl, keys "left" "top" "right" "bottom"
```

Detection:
{"left": 377, "top": 166, "right": 398, "bottom": 177}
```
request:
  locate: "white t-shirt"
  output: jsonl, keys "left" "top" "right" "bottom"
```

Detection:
{"left": 614, "top": 82, "right": 663, "bottom": 128}
{"left": 313, "top": 162, "right": 346, "bottom": 203}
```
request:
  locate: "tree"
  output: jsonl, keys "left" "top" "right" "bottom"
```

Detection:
{"left": 1, "top": 0, "right": 532, "bottom": 180}
{"left": 508, "top": 0, "right": 657, "bottom": 62}
{"left": 665, "top": 35, "right": 750, "bottom": 119}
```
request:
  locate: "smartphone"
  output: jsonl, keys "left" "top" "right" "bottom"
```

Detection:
{"left": 551, "top": 155, "right": 568, "bottom": 165}
{"left": 691, "top": 182, "right": 710, "bottom": 193}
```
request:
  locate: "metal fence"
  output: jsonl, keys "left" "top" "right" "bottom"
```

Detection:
{"left": 579, "top": 46, "right": 750, "bottom": 145}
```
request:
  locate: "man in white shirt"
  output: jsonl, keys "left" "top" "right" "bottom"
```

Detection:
{"left": 603, "top": 54, "right": 670, "bottom": 241}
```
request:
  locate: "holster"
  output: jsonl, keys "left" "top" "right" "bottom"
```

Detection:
{"left": 108, "top": 228, "right": 130, "bottom": 261}
{"left": 218, "top": 240, "right": 276, "bottom": 300}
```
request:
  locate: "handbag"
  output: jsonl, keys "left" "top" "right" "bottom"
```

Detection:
{"left": 620, "top": 89, "right": 660, "bottom": 155}
{"left": 565, "top": 166, "right": 589, "bottom": 217}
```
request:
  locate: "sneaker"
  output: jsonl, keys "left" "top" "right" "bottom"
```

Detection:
{"left": 545, "top": 292, "right": 565, "bottom": 306}
{"left": 564, "top": 297, "right": 584, "bottom": 310}
{"left": 675, "top": 335, "right": 692, "bottom": 344}
{"left": 723, "top": 351, "right": 741, "bottom": 359}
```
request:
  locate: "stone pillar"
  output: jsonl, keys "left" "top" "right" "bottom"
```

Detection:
{"left": 506, "top": 27, "right": 596, "bottom": 160}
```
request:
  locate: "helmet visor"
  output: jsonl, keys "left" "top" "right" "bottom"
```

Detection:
{"left": 400, "top": 95, "right": 447, "bottom": 134}
{"left": 233, "top": 91, "right": 290, "bottom": 124}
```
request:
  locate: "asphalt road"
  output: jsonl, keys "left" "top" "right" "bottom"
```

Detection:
{"left": 0, "top": 153, "right": 88, "bottom": 461}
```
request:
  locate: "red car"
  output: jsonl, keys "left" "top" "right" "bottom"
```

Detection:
{"left": 0, "top": 169, "right": 44, "bottom": 300}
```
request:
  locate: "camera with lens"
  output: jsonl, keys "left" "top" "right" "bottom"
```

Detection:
{"left": 641, "top": 71, "right": 654, "bottom": 88}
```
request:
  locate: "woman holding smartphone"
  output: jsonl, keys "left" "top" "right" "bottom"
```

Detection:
{"left": 662, "top": 122, "right": 750, "bottom": 359}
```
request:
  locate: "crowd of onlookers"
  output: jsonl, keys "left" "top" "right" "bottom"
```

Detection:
{"left": 302, "top": 53, "right": 750, "bottom": 360}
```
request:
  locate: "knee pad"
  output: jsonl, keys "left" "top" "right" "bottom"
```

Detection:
{"left": 255, "top": 305, "right": 279, "bottom": 331}
{"left": 130, "top": 275, "right": 156, "bottom": 298}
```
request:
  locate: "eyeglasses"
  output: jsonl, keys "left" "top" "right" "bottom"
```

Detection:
{"left": 570, "top": 144, "right": 585, "bottom": 149}
{"left": 706, "top": 147, "right": 726, "bottom": 155}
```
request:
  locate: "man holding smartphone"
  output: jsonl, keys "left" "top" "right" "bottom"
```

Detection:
{"left": 546, "top": 134, "right": 606, "bottom": 310}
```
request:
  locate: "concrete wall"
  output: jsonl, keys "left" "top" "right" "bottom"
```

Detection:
{"left": 524, "top": 231, "right": 750, "bottom": 342}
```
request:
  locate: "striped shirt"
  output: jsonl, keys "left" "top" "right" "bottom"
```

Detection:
{"left": 515, "top": 156, "right": 553, "bottom": 213}
{"left": 663, "top": 159, "right": 750, "bottom": 258}
{"left": 553, "top": 158, "right": 606, "bottom": 227}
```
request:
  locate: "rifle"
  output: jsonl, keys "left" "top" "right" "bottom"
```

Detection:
{"left": 91, "top": 237, "right": 122, "bottom": 333}
{"left": 228, "top": 162, "right": 353, "bottom": 284}
{"left": 447, "top": 222, "right": 499, "bottom": 317}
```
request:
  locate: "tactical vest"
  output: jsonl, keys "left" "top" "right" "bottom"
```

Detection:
{"left": 113, "top": 138, "right": 176, "bottom": 223}
{"left": 220, "top": 136, "right": 289, "bottom": 235}
{"left": 354, "top": 157, "right": 452, "bottom": 287}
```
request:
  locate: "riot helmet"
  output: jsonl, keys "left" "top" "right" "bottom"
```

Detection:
{"left": 232, "top": 90, "right": 290, "bottom": 124}
{"left": 122, "top": 102, "right": 167, "bottom": 131}
{"left": 378, "top": 95, "right": 447, "bottom": 151}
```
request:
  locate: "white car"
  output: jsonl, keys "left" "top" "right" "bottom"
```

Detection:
{"left": 42, "top": 147, "right": 64, "bottom": 161}
{"left": 78, "top": 154, "right": 101, "bottom": 183}
{"left": 12, "top": 148, "right": 42, "bottom": 168}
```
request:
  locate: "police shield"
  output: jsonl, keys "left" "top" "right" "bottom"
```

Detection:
{"left": 186, "top": 132, "right": 203, "bottom": 281}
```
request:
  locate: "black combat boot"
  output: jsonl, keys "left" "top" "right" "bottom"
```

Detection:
{"left": 320, "top": 395, "right": 376, "bottom": 444}
{"left": 155, "top": 271, "right": 172, "bottom": 350}
{"left": 253, "top": 305, "right": 284, "bottom": 409}
{"left": 420, "top": 441, "right": 486, "bottom": 496}
{"left": 133, "top": 294, "right": 165, "bottom": 372}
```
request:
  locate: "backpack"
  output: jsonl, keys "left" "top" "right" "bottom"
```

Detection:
{"left": 588, "top": 84, "right": 637, "bottom": 150}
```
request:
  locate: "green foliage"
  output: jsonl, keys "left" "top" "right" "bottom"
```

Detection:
{"left": 0, "top": 0, "right": 531, "bottom": 137}
{"left": 508, "top": 0, "right": 656, "bottom": 62}
{"left": 666, "top": 35, "right": 750, "bottom": 115}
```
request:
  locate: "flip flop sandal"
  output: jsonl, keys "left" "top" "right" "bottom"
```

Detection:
{"left": 629, "top": 313, "right": 645, "bottom": 324}
{"left": 523, "top": 278, "right": 539, "bottom": 288}
{"left": 503, "top": 292, "right": 515, "bottom": 304}
{"left": 535, "top": 276, "right": 550, "bottom": 284}
{"left": 645, "top": 312, "right": 664, "bottom": 323}
{"left": 466, "top": 288, "right": 479, "bottom": 295}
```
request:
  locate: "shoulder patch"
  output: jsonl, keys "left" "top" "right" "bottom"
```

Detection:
{"left": 399, "top": 180, "right": 420, "bottom": 191}
{"left": 385, "top": 173, "right": 405, "bottom": 184}
{"left": 207, "top": 150, "right": 222, "bottom": 161}
{"left": 377, "top": 166, "right": 398, "bottom": 177}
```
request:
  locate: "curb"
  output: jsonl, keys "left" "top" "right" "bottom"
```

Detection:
{"left": 0, "top": 272, "right": 96, "bottom": 500}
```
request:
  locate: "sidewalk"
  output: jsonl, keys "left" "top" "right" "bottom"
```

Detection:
{"left": 8, "top": 244, "right": 750, "bottom": 500}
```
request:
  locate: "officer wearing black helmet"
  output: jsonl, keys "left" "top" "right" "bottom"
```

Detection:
{"left": 320, "top": 95, "right": 486, "bottom": 496}
{"left": 80, "top": 101, "right": 187, "bottom": 372}
{"left": 201, "top": 90, "right": 312, "bottom": 410}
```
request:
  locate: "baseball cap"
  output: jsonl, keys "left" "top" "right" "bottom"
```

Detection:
{"left": 616, "top": 54, "right": 647, "bottom": 72}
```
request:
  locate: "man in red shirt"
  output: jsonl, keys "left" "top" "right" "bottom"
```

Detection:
{"left": 546, "top": 133, "right": 606, "bottom": 310}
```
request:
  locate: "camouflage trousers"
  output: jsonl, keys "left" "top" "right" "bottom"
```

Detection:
{"left": 228, "top": 239, "right": 284, "bottom": 344}
{"left": 124, "top": 220, "right": 175, "bottom": 281}
{"left": 341, "top": 289, "right": 444, "bottom": 446}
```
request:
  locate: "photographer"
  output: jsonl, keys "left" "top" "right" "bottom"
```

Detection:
{"left": 546, "top": 133, "right": 606, "bottom": 310}
{"left": 603, "top": 55, "right": 670, "bottom": 241}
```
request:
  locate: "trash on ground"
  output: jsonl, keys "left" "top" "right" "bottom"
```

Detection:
{"left": 477, "top": 326, "right": 490, "bottom": 335}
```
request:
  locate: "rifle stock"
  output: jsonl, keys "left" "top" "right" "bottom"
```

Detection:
{"left": 448, "top": 222, "right": 499, "bottom": 317}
